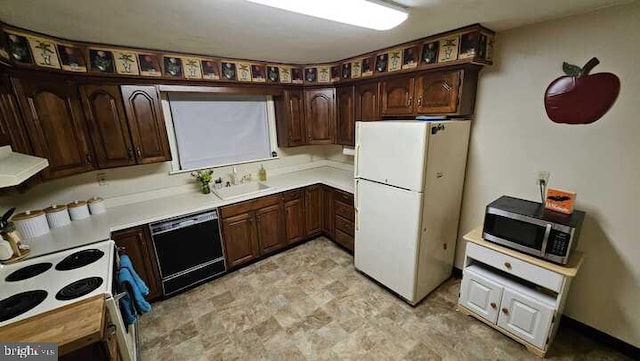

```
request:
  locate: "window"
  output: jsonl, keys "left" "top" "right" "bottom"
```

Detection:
{"left": 163, "top": 93, "right": 277, "bottom": 172}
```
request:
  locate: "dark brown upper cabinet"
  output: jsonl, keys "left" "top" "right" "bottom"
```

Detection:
{"left": 80, "top": 85, "right": 136, "bottom": 169}
{"left": 415, "top": 70, "right": 461, "bottom": 114}
{"left": 274, "top": 89, "right": 306, "bottom": 147}
{"left": 336, "top": 86, "right": 355, "bottom": 146}
{"left": 121, "top": 85, "right": 171, "bottom": 164}
{"left": 380, "top": 76, "right": 415, "bottom": 116}
{"left": 381, "top": 68, "right": 478, "bottom": 117}
{"left": 355, "top": 82, "right": 380, "bottom": 122}
{"left": 304, "top": 88, "right": 336, "bottom": 145}
{"left": 0, "top": 76, "right": 29, "bottom": 151}
{"left": 12, "top": 77, "right": 94, "bottom": 179}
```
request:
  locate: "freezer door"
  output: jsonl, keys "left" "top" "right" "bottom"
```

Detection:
{"left": 354, "top": 179, "right": 423, "bottom": 302}
{"left": 355, "top": 121, "right": 428, "bottom": 191}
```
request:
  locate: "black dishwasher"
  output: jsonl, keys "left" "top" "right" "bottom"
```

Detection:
{"left": 150, "top": 210, "right": 226, "bottom": 296}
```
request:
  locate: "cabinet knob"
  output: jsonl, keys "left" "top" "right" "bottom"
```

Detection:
{"left": 504, "top": 262, "right": 512, "bottom": 269}
{"left": 407, "top": 96, "right": 413, "bottom": 107}
{"left": 502, "top": 308, "right": 509, "bottom": 315}
{"left": 490, "top": 302, "right": 497, "bottom": 309}
{"left": 85, "top": 154, "right": 92, "bottom": 165}
{"left": 107, "top": 324, "right": 117, "bottom": 337}
{"left": 136, "top": 148, "right": 142, "bottom": 158}
{"left": 127, "top": 148, "right": 134, "bottom": 161}
{"left": 417, "top": 96, "right": 422, "bottom": 106}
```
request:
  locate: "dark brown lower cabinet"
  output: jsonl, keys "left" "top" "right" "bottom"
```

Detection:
{"left": 305, "top": 185, "right": 322, "bottom": 236}
{"left": 111, "top": 226, "right": 162, "bottom": 301}
{"left": 321, "top": 185, "right": 334, "bottom": 237}
{"left": 255, "top": 203, "right": 286, "bottom": 254}
{"left": 332, "top": 189, "right": 355, "bottom": 252}
{"left": 221, "top": 212, "right": 259, "bottom": 268}
{"left": 283, "top": 189, "right": 305, "bottom": 244}
{"left": 220, "top": 194, "right": 285, "bottom": 268}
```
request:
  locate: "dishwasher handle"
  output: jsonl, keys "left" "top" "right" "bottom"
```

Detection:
{"left": 150, "top": 210, "right": 218, "bottom": 235}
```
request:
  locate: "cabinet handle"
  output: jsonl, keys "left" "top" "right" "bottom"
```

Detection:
{"left": 136, "top": 148, "right": 142, "bottom": 159}
{"left": 127, "top": 148, "right": 134, "bottom": 161}
{"left": 407, "top": 95, "right": 412, "bottom": 107}
{"left": 504, "top": 262, "right": 512, "bottom": 269}
{"left": 490, "top": 302, "right": 497, "bottom": 309}
{"left": 85, "top": 154, "right": 92, "bottom": 165}
{"left": 417, "top": 96, "right": 423, "bottom": 107}
{"left": 502, "top": 308, "right": 509, "bottom": 315}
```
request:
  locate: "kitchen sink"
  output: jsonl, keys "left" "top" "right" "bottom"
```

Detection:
{"left": 213, "top": 182, "right": 271, "bottom": 200}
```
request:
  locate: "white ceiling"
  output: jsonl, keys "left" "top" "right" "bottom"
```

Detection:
{"left": 0, "top": 0, "right": 632, "bottom": 63}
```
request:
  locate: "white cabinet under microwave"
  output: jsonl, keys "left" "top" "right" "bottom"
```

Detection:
{"left": 458, "top": 227, "right": 584, "bottom": 358}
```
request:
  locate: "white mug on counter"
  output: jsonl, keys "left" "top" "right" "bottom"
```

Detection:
{"left": 44, "top": 204, "right": 71, "bottom": 228}
{"left": 67, "top": 200, "right": 90, "bottom": 221}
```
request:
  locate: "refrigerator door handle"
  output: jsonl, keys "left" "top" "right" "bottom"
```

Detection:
{"left": 354, "top": 179, "right": 360, "bottom": 231}
{"left": 354, "top": 143, "right": 361, "bottom": 177}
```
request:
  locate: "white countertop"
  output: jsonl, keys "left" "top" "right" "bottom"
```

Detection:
{"left": 19, "top": 166, "right": 354, "bottom": 259}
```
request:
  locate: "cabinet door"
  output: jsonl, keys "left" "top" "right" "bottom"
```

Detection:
{"left": 321, "top": 186, "right": 334, "bottom": 237}
{"left": 284, "top": 198, "right": 305, "bottom": 245}
{"left": 336, "top": 86, "right": 355, "bottom": 146}
{"left": 255, "top": 203, "right": 285, "bottom": 254}
{"left": 380, "top": 76, "right": 414, "bottom": 116}
{"left": 112, "top": 226, "right": 162, "bottom": 301}
{"left": 304, "top": 88, "right": 335, "bottom": 144}
{"left": 415, "top": 71, "right": 461, "bottom": 114}
{"left": 459, "top": 270, "right": 503, "bottom": 324}
{"left": 222, "top": 212, "right": 259, "bottom": 268}
{"left": 305, "top": 185, "right": 322, "bottom": 236}
{"left": 497, "top": 288, "right": 554, "bottom": 349}
{"left": 120, "top": 85, "right": 171, "bottom": 164}
{"left": 13, "top": 77, "right": 94, "bottom": 179}
{"left": 0, "top": 77, "right": 29, "bottom": 151}
{"left": 355, "top": 82, "right": 380, "bottom": 121}
{"left": 285, "top": 89, "right": 306, "bottom": 147}
{"left": 80, "top": 85, "right": 136, "bottom": 168}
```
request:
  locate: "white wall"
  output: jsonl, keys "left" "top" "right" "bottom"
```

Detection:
{"left": 457, "top": 2, "right": 640, "bottom": 347}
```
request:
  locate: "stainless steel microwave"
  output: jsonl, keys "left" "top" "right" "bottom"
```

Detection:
{"left": 482, "top": 196, "right": 585, "bottom": 264}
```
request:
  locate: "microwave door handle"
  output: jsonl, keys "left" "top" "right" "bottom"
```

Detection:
{"left": 540, "top": 224, "right": 552, "bottom": 256}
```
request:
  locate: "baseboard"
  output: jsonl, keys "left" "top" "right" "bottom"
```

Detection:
{"left": 452, "top": 267, "right": 639, "bottom": 357}
{"left": 560, "top": 316, "right": 639, "bottom": 358}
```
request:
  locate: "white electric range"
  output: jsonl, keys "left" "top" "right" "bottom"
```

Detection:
{"left": 0, "top": 240, "right": 137, "bottom": 361}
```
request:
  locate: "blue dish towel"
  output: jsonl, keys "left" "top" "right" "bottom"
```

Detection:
{"left": 119, "top": 255, "right": 149, "bottom": 296}
{"left": 118, "top": 267, "right": 152, "bottom": 326}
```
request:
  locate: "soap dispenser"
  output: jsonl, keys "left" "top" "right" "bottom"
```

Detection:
{"left": 258, "top": 165, "right": 267, "bottom": 181}
{"left": 230, "top": 167, "right": 238, "bottom": 185}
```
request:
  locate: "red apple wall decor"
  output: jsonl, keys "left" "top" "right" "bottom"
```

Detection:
{"left": 544, "top": 57, "right": 620, "bottom": 124}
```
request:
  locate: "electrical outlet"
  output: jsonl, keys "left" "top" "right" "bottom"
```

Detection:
{"left": 537, "top": 171, "right": 550, "bottom": 186}
{"left": 97, "top": 172, "right": 107, "bottom": 186}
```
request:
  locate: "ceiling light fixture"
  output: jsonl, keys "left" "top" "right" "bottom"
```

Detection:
{"left": 246, "top": 0, "right": 408, "bottom": 31}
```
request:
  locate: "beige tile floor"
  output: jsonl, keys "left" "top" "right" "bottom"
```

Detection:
{"left": 140, "top": 237, "right": 632, "bottom": 361}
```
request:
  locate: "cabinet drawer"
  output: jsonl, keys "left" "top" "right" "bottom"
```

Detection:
{"left": 334, "top": 201, "right": 354, "bottom": 222}
{"left": 335, "top": 215, "right": 354, "bottom": 236}
{"left": 335, "top": 229, "right": 354, "bottom": 252}
{"left": 333, "top": 190, "right": 353, "bottom": 205}
{"left": 283, "top": 188, "right": 303, "bottom": 202}
{"left": 460, "top": 267, "right": 503, "bottom": 324}
{"left": 466, "top": 242, "right": 563, "bottom": 292}
{"left": 220, "top": 194, "right": 282, "bottom": 218}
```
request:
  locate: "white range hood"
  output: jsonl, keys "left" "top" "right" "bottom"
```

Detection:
{"left": 0, "top": 146, "right": 49, "bottom": 188}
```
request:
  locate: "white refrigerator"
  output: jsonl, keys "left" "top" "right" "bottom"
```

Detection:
{"left": 354, "top": 120, "right": 470, "bottom": 305}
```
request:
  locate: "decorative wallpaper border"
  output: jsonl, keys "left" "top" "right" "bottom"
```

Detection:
{"left": 0, "top": 22, "right": 494, "bottom": 86}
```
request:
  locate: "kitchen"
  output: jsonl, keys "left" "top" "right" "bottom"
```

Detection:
{"left": 0, "top": 1, "right": 638, "bottom": 360}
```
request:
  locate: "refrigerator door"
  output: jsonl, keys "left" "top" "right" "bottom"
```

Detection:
{"left": 355, "top": 121, "right": 428, "bottom": 192}
{"left": 354, "top": 178, "right": 423, "bottom": 302}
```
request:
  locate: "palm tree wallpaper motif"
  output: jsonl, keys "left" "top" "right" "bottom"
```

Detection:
{"left": 238, "top": 64, "right": 250, "bottom": 81}
{"left": 280, "top": 68, "right": 291, "bottom": 82}
{"left": 118, "top": 53, "right": 135, "bottom": 73}
{"left": 441, "top": 38, "right": 458, "bottom": 60}
{"left": 389, "top": 51, "right": 401, "bottom": 70}
{"left": 34, "top": 41, "right": 54, "bottom": 65}
{"left": 185, "top": 59, "right": 199, "bottom": 77}
{"left": 352, "top": 62, "right": 361, "bottom": 77}
{"left": 319, "top": 68, "right": 329, "bottom": 82}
